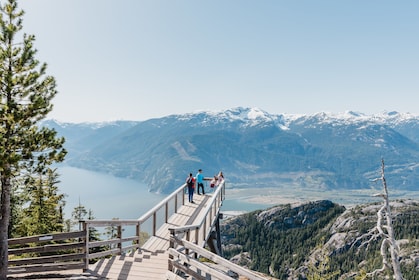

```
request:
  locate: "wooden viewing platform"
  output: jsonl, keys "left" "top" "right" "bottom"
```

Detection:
{"left": 89, "top": 193, "right": 211, "bottom": 279}
{"left": 8, "top": 179, "right": 269, "bottom": 280}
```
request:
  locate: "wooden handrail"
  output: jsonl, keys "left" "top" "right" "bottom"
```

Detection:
{"left": 8, "top": 231, "right": 85, "bottom": 245}
{"left": 138, "top": 183, "right": 186, "bottom": 223}
{"left": 169, "top": 235, "right": 266, "bottom": 280}
{"left": 8, "top": 231, "right": 86, "bottom": 275}
{"left": 81, "top": 219, "right": 139, "bottom": 226}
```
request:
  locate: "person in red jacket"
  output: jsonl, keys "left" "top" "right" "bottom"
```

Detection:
{"left": 186, "top": 173, "right": 195, "bottom": 203}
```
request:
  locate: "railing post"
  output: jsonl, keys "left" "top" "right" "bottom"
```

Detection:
{"left": 175, "top": 193, "right": 178, "bottom": 213}
{"left": 182, "top": 186, "right": 185, "bottom": 205}
{"left": 83, "top": 221, "right": 89, "bottom": 271}
{"left": 195, "top": 227, "right": 199, "bottom": 245}
{"left": 165, "top": 201, "right": 169, "bottom": 223}
{"left": 136, "top": 222, "right": 141, "bottom": 251}
{"left": 203, "top": 219, "right": 207, "bottom": 243}
{"left": 117, "top": 225, "right": 122, "bottom": 255}
{"left": 211, "top": 199, "right": 220, "bottom": 220}
{"left": 215, "top": 215, "right": 222, "bottom": 256}
{"left": 168, "top": 228, "right": 175, "bottom": 271}
{"left": 194, "top": 228, "right": 199, "bottom": 259}
{"left": 212, "top": 203, "right": 215, "bottom": 224}
{"left": 186, "top": 230, "right": 190, "bottom": 256}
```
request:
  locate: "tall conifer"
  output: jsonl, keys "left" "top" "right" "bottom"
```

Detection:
{"left": 0, "top": 0, "right": 66, "bottom": 277}
{"left": 15, "top": 168, "right": 66, "bottom": 237}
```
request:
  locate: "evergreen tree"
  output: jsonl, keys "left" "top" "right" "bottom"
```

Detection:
{"left": 0, "top": 0, "right": 66, "bottom": 277}
{"left": 72, "top": 201, "right": 88, "bottom": 231}
{"left": 9, "top": 177, "right": 24, "bottom": 237}
{"left": 104, "top": 218, "right": 122, "bottom": 247}
{"left": 306, "top": 246, "right": 340, "bottom": 280}
{"left": 87, "top": 209, "right": 101, "bottom": 242}
{"left": 71, "top": 202, "right": 100, "bottom": 242}
{"left": 14, "top": 168, "right": 66, "bottom": 236}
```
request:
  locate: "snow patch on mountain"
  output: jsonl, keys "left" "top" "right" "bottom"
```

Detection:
{"left": 281, "top": 110, "right": 418, "bottom": 131}
{"left": 45, "top": 108, "right": 418, "bottom": 130}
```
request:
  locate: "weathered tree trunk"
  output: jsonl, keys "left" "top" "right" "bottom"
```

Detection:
{"left": 368, "top": 159, "right": 404, "bottom": 280}
{"left": 0, "top": 173, "right": 11, "bottom": 279}
{"left": 380, "top": 160, "right": 403, "bottom": 280}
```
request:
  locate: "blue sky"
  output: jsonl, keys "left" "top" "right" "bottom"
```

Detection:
{"left": 19, "top": 1, "right": 418, "bottom": 122}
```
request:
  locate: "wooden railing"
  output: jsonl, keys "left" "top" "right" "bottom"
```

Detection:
{"left": 7, "top": 231, "right": 86, "bottom": 275}
{"left": 81, "top": 181, "right": 189, "bottom": 269}
{"left": 168, "top": 237, "right": 267, "bottom": 280}
{"left": 81, "top": 179, "right": 226, "bottom": 271}
{"left": 7, "top": 182, "right": 189, "bottom": 274}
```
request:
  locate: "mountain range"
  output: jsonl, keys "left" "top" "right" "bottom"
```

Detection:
{"left": 42, "top": 107, "right": 419, "bottom": 194}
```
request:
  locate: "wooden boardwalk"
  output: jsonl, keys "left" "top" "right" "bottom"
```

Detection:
{"left": 8, "top": 180, "right": 268, "bottom": 280}
{"left": 88, "top": 193, "right": 211, "bottom": 280}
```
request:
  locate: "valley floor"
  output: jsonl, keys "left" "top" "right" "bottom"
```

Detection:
{"left": 225, "top": 185, "right": 419, "bottom": 209}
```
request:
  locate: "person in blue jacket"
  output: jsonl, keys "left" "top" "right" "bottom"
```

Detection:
{"left": 196, "top": 169, "right": 205, "bottom": 195}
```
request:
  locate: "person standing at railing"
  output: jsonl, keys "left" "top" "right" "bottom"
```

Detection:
{"left": 209, "top": 175, "right": 220, "bottom": 193}
{"left": 210, "top": 175, "right": 218, "bottom": 190}
{"left": 210, "top": 171, "right": 224, "bottom": 191}
{"left": 217, "top": 171, "right": 224, "bottom": 182}
{"left": 196, "top": 169, "right": 205, "bottom": 195}
{"left": 186, "top": 173, "right": 195, "bottom": 203}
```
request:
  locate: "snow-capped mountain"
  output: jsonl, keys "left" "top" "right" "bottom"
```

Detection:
{"left": 42, "top": 108, "right": 419, "bottom": 194}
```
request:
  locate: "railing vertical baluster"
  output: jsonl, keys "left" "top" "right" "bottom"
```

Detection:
{"left": 153, "top": 212, "right": 157, "bottom": 236}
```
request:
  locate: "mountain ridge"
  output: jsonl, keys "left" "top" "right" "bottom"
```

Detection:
{"left": 46, "top": 108, "right": 419, "bottom": 130}
{"left": 42, "top": 107, "right": 419, "bottom": 194}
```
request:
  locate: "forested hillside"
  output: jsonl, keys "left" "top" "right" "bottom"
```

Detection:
{"left": 221, "top": 199, "right": 419, "bottom": 279}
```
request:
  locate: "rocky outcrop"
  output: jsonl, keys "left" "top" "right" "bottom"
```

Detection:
{"left": 221, "top": 199, "right": 419, "bottom": 279}
{"left": 256, "top": 200, "right": 338, "bottom": 229}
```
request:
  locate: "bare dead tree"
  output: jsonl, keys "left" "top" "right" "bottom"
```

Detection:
{"left": 352, "top": 159, "right": 403, "bottom": 279}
